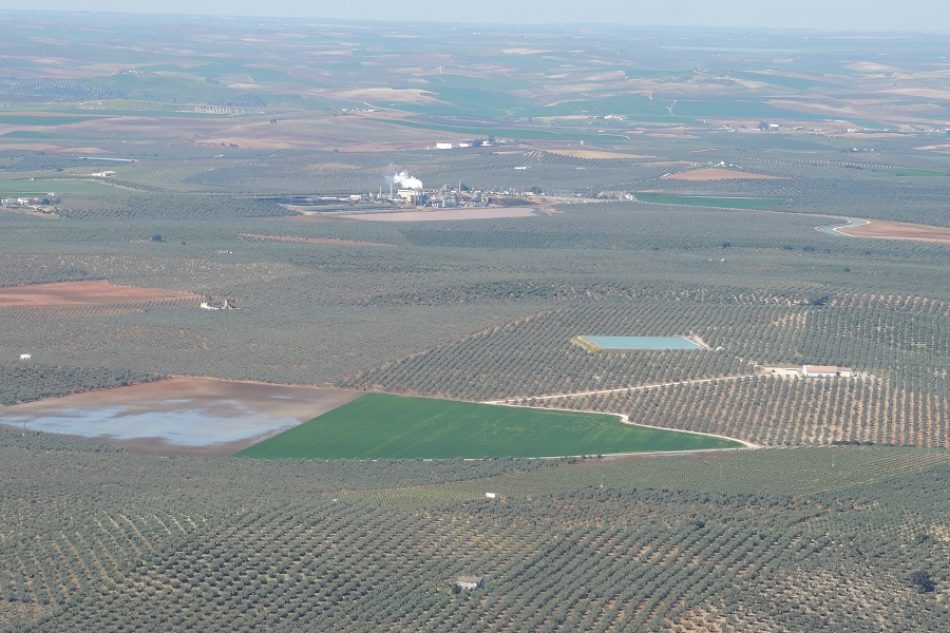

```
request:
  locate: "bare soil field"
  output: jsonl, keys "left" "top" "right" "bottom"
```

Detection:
{"left": 335, "top": 87, "right": 441, "bottom": 103}
{"left": 0, "top": 207, "right": 58, "bottom": 219}
{"left": 238, "top": 233, "right": 394, "bottom": 247}
{"left": 194, "top": 137, "right": 301, "bottom": 150}
{"left": 0, "top": 377, "right": 362, "bottom": 455}
{"left": 341, "top": 208, "right": 540, "bottom": 222}
{"left": 540, "top": 148, "right": 650, "bottom": 160}
{"left": 0, "top": 143, "right": 107, "bottom": 153}
{"left": 662, "top": 167, "right": 781, "bottom": 181}
{"left": 0, "top": 280, "right": 200, "bottom": 308}
{"left": 838, "top": 219, "right": 950, "bottom": 245}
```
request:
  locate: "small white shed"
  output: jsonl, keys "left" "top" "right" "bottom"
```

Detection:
{"left": 455, "top": 576, "right": 484, "bottom": 591}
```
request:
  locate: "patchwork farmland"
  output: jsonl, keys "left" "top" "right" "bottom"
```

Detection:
{"left": 0, "top": 12, "right": 947, "bottom": 633}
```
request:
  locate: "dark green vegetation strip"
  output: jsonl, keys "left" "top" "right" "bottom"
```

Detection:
{"left": 238, "top": 393, "right": 739, "bottom": 459}
{"left": 0, "top": 179, "right": 118, "bottom": 194}
{"left": 0, "top": 114, "right": 101, "bottom": 125}
{"left": 635, "top": 192, "right": 785, "bottom": 209}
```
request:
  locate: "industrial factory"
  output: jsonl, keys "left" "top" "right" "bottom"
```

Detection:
{"left": 377, "top": 171, "right": 524, "bottom": 209}
{"left": 264, "top": 167, "right": 541, "bottom": 219}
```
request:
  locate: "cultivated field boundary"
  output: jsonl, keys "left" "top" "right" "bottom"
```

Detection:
{"left": 483, "top": 373, "right": 757, "bottom": 404}
{"left": 483, "top": 400, "right": 759, "bottom": 451}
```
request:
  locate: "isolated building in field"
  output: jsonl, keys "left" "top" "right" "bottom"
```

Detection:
{"left": 454, "top": 576, "right": 484, "bottom": 591}
{"left": 200, "top": 298, "right": 236, "bottom": 311}
{"left": 801, "top": 365, "right": 853, "bottom": 378}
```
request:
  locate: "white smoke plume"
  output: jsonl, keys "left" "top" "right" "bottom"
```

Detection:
{"left": 393, "top": 171, "right": 423, "bottom": 190}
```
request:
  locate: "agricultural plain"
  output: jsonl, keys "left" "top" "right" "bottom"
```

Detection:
{"left": 0, "top": 280, "right": 199, "bottom": 309}
{"left": 837, "top": 219, "right": 950, "bottom": 245}
{"left": 0, "top": 12, "right": 947, "bottom": 633}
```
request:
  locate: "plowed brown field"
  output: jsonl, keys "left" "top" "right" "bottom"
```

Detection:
{"left": 0, "top": 280, "right": 199, "bottom": 308}
{"left": 838, "top": 220, "right": 950, "bottom": 245}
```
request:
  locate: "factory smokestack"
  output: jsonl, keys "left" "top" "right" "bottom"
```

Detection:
{"left": 393, "top": 171, "right": 423, "bottom": 191}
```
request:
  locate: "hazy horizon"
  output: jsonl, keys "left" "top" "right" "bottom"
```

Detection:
{"left": 2, "top": 1, "right": 950, "bottom": 33}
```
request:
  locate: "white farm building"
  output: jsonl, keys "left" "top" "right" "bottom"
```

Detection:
{"left": 801, "top": 365, "right": 853, "bottom": 378}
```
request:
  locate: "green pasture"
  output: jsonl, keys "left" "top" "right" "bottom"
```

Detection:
{"left": 238, "top": 393, "right": 740, "bottom": 459}
{"left": 635, "top": 192, "right": 785, "bottom": 209}
{"left": 0, "top": 178, "right": 119, "bottom": 194}
{"left": 0, "top": 114, "right": 101, "bottom": 126}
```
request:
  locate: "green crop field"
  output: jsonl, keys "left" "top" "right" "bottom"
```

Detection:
{"left": 238, "top": 393, "right": 740, "bottom": 459}
{"left": 635, "top": 192, "right": 786, "bottom": 209}
{"left": 0, "top": 114, "right": 101, "bottom": 125}
{"left": 0, "top": 178, "right": 119, "bottom": 194}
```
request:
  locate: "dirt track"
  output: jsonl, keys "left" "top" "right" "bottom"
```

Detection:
{"left": 0, "top": 280, "right": 199, "bottom": 308}
{"left": 838, "top": 220, "right": 950, "bottom": 245}
{"left": 484, "top": 374, "right": 757, "bottom": 404}
{"left": 482, "top": 401, "right": 758, "bottom": 450}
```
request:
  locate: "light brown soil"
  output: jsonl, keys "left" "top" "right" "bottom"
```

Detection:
{"left": 0, "top": 207, "right": 58, "bottom": 219}
{"left": 193, "top": 137, "right": 299, "bottom": 150}
{"left": 238, "top": 233, "right": 394, "bottom": 247}
{"left": 662, "top": 167, "right": 781, "bottom": 181}
{"left": 0, "top": 143, "right": 107, "bottom": 153}
{"left": 343, "top": 208, "right": 539, "bottom": 222}
{"left": 838, "top": 220, "right": 950, "bottom": 245}
{"left": 335, "top": 87, "right": 440, "bottom": 103}
{"left": 0, "top": 280, "right": 200, "bottom": 308}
